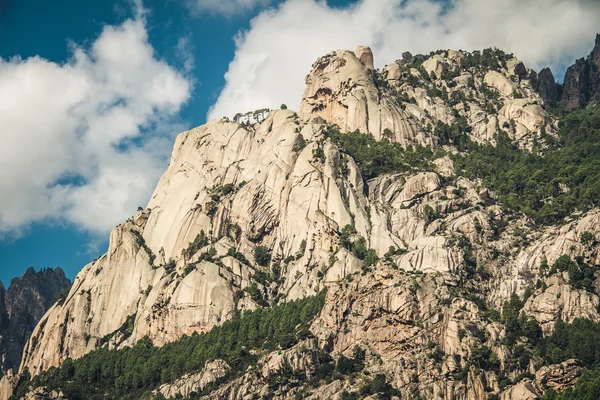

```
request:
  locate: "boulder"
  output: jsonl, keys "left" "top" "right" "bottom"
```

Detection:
{"left": 484, "top": 70, "right": 516, "bottom": 97}
{"left": 422, "top": 54, "right": 445, "bottom": 79}
{"left": 386, "top": 62, "right": 402, "bottom": 80}
{"left": 535, "top": 359, "right": 582, "bottom": 392}
{"left": 157, "top": 360, "right": 230, "bottom": 399}
{"left": 500, "top": 380, "right": 540, "bottom": 400}
{"left": 507, "top": 58, "right": 527, "bottom": 76}
{"left": 355, "top": 45, "right": 374, "bottom": 70}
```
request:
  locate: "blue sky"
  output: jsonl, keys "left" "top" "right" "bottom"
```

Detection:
{"left": 0, "top": 0, "right": 266, "bottom": 285}
{"left": 1, "top": 0, "right": 599, "bottom": 286}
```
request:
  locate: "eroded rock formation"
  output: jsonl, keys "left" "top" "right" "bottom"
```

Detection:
{"left": 10, "top": 43, "right": 600, "bottom": 400}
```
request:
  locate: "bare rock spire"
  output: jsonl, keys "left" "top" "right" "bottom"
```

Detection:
{"left": 355, "top": 45, "right": 374, "bottom": 70}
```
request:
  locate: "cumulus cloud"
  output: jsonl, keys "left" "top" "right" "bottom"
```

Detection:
{"left": 209, "top": 0, "right": 600, "bottom": 119}
{"left": 0, "top": 11, "right": 192, "bottom": 235}
{"left": 189, "top": 0, "right": 274, "bottom": 17}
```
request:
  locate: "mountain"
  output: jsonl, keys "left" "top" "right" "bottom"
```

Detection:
{"left": 560, "top": 34, "right": 600, "bottom": 111}
{"left": 6, "top": 38, "right": 600, "bottom": 400}
{"left": 530, "top": 34, "right": 600, "bottom": 112}
{"left": 0, "top": 268, "right": 70, "bottom": 399}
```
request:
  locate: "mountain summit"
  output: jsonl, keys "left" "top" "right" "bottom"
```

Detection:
{"left": 5, "top": 39, "right": 600, "bottom": 400}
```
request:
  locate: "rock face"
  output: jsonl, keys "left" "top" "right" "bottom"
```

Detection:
{"left": 532, "top": 68, "right": 560, "bottom": 107}
{"left": 535, "top": 359, "right": 582, "bottom": 393}
{"left": 156, "top": 360, "right": 230, "bottom": 398}
{"left": 523, "top": 275, "right": 600, "bottom": 335}
{"left": 12, "top": 42, "right": 600, "bottom": 400}
{"left": 301, "top": 47, "right": 555, "bottom": 149}
{"left": 560, "top": 34, "right": 600, "bottom": 111}
{"left": 0, "top": 268, "right": 70, "bottom": 399}
{"left": 355, "top": 45, "right": 374, "bottom": 70}
{"left": 300, "top": 48, "right": 430, "bottom": 146}
{"left": 1, "top": 268, "right": 71, "bottom": 372}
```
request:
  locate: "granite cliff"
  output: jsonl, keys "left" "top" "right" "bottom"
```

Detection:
{"left": 7, "top": 40, "right": 600, "bottom": 400}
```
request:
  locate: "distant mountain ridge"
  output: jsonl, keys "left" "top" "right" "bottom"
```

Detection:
{"left": 534, "top": 34, "right": 600, "bottom": 111}
{"left": 0, "top": 268, "right": 70, "bottom": 376}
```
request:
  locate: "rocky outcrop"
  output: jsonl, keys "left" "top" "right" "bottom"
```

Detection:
{"left": 0, "top": 284, "right": 7, "bottom": 334}
{"left": 0, "top": 370, "right": 17, "bottom": 400}
{"left": 535, "top": 359, "right": 582, "bottom": 393}
{"left": 532, "top": 68, "right": 560, "bottom": 107}
{"left": 1, "top": 268, "right": 71, "bottom": 372}
{"left": 355, "top": 45, "right": 374, "bottom": 70}
{"left": 523, "top": 275, "right": 600, "bottom": 335}
{"left": 0, "top": 268, "right": 70, "bottom": 400}
{"left": 21, "top": 110, "right": 379, "bottom": 374}
{"left": 156, "top": 360, "right": 230, "bottom": 398}
{"left": 301, "top": 47, "right": 555, "bottom": 150}
{"left": 500, "top": 380, "right": 540, "bottom": 400}
{"left": 300, "top": 47, "right": 429, "bottom": 146}
{"left": 561, "top": 34, "right": 600, "bottom": 111}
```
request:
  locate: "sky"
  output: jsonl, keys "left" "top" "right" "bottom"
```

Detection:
{"left": 1, "top": 0, "right": 600, "bottom": 287}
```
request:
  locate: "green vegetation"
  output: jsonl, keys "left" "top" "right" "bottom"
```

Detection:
{"left": 130, "top": 230, "right": 156, "bottom": 265}
{"left": 454, "top": 106, "right": 600, "bottom": 225}
{"left": 181, "top": 230, "right": 209, "bottom": 260}
{"left": 461, "top": 48, "right": 510, "bottom": 72}
{"left": 293, "top": 134, "right": 308, "bottom": 152}
{"left": 538, "top": 318, "right": 600, "bottom": 368}
{"left": 539, "top": 318, "right": 600, "bottom": 399}
{"left": 99, "top": 314, "right": 136, "bottom": 346}
{"left": 543, "top": 369, "right": 600, "bottom": 399}
{"left": 433, "top": 119, "right": 471, "bottom": 151}
{"left": 11, "top": 291, "right": 327, "bottom": 400}
{"left": 253, "top": 245, "right": 271, "bottom": 266}
{"left": 548, "top": 255, "right": 595, "bottom": 292}
{"left": 339, "top": 225, "right": 379, "bottom": 267}
{"left": 244, "top": 282, "right": 268, "bottom": 307}
{"left": 325, "top": 127, "right": 435, "bottom": 179}
{"left": 226, "top": 247, "right": 250, "bottom": 265}
{"left": 501, "top": 293, "right": 541, "bottom": 345}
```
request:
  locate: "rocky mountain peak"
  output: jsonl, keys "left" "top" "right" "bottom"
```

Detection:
{"left": 592, "top": 33, "right": 600, "bottom": 68}
{"left": 0, "top": 284, "right": 7, "bottom": 332}
{"left": 559, "top": 33, "right": 600, "bottom": 111}
{"left": 0, "top": 267, "right": 70, "bottom": 378}
{"left": 355, "top": 45, "right": 374, "bottom": 70}
{"left": 7, "top": 38, "right": 600, "bottom": 400}
{"left": 301, "top": 46, "right": 555, "bottom": 150}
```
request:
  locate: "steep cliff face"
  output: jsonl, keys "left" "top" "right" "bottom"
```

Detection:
{"left": 12, "top": 44, "right": 600, "bottom": 400}
{"left": 21, "top": 110, "right": 373, "bottom": 375}
{"left": 0, "top": 268, "right": 70, "bottom": 374}
{"left": 2, "top": 268, "right": 71, "bottom": 372}
{"left": 0, "top": 285, "right": 7, "bottom": 333}
{"left": 0, "top": 268, "right": 70, "bottom": 398}
{"left": 300, "top": 46, "right": 555, "bottom": 149}
{"left": 561, "top": 34, "right": 600, "bottom": 111}
{"left": 531, "top": 68, "right": 560, "bottom": 107}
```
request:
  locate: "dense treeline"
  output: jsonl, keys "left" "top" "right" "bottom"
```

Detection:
{"left": 454, "top": 106, "right": 600, "bottom": 224}
{"left": 328, "top": 105, "right": 600, "bottom": 226}
{"left": 543, "top": 369, "right": 600, "bottom": 399}
{"left": 538, "top": 318, "right": 600, "bottom": 369}
{"left": 539, "top": 319, "right": 600, "bottom": 399}
{"left": 11, "top": 291, "right": 327, "bottom": 399}
{"left": 325, "top": 127, "right": 436, "bottom": 179}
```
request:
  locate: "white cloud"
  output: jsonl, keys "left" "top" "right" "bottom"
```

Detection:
{"left": 190, "top": 0, "right": 274, "bottom": 17}
{"left": 0, "top": 12, "right": 192, "bottom": 235}
{"left": 209, "top": 0, "right": 600, "bottom": 119}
